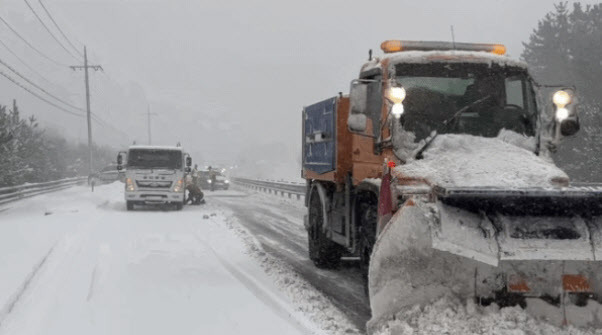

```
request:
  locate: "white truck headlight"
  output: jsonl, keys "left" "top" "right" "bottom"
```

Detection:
{"left": 392, "top": 103, "right": 404, "bottom": 118}
{"left": 387, "top": 87, "right": 406, "bottom": 104}
{"left": 553, "top": 90, "right": 571, "bottom": 108}
{"left": 556, "top": 107, "right": 569, "bottom": 122}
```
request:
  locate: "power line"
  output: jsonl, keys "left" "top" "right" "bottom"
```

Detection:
{"left": 0, "top": 69, "right": 84, "bottom": 117}
{"left": 0, "top": 38, "right": 53, "bottom": 85}
{"left": 0, "top": 14, "right": 68, "bottom": 67}
{"left": 22, "top": 0, "right": 81, "bottom": 61}
{"left": 37, "top": 0, "right": 83, "bottom": 58}
{"left": 91, "top": 112, "right": 129, "bottom": 139}
{"left": 0, "top": 55, "right": 85, "bottom": 112}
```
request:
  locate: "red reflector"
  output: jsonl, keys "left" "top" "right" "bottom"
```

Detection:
{"left": 563, "top": 275, "right": 591, "bottom": 292}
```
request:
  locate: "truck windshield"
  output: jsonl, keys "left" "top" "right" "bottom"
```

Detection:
{"left": 394, "top": 63, "right": 537, "bottom": 142}
{"left": 127, "top": 149, "right": 182, "bottom": 170}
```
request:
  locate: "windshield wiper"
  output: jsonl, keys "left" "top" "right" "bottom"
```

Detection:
{"left": 415, "top": 95, "right": 491, "bottom": 159}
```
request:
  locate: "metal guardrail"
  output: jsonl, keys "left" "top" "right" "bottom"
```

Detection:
{"left": 0, "top": 177, "right": 88, "bottom": 205}
{"left": 232, "top": 177, "right": 306, "bottom": 200}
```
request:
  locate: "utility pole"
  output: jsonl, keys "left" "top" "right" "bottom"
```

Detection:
{"left": 70, "top": 46, "right": 102, "bottom": 178}
{"left": 145, "top": 104, "right": 157, "bottom": 145}
{"left": 147, "top": 104, "right": 151, "bottom": 145}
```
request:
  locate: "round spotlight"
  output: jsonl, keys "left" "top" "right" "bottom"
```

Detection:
{"left": 553, "top": 90, "right": 571, "bottom": 108}
{"left": 556, "top": 107, "right": 569, "bottom": 122}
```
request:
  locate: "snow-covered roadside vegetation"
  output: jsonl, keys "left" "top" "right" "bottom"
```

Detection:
{"left": 0, "top": 102, "right": 115, "bottom": 187}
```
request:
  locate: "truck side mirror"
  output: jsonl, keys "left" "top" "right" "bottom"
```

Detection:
{"left": 348, "top": 81, "right": 368, "bottom": 132}
{"left": 348, "top": 114, "right": 367, "bottom": 132}
{"left": 186, "top": 156, "right": 192, "bottom": 167}
{"left": 117, "top": 153, "right": 123, "bottom": 171}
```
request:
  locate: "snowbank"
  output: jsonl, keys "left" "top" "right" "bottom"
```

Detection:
{"left": 373, "top": 296, "right": 601, "bottom": 335}
{"left": 395, "top": 134, "right": 568, "bottom": 188}
{"left": 221, "top": 212, "right": 361, "bottom": 335}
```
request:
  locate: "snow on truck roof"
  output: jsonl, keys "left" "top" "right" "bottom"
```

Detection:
{"left": 361, "top": 50, "right": 528, "bottom": 73}
{"left": 128, "top": 145, "right": 183, "bottom": 151}
{"left": 385, "top": 50, "right": 527, "bottom": 68}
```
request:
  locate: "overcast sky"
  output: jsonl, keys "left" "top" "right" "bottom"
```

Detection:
{"left": 0, "top": 0, "right": 598, "bottom": 173}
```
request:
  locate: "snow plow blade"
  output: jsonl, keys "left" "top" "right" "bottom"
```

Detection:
{"left": 368, "top": 186, "right": 602, "bottom": 333}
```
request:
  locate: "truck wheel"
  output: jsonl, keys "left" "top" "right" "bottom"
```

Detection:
{"left": 126, "top": 201, "right": 134, "bottom": 211}
{"left": 308, "top": 187, "right": 342, "bottom": 269}
{"left": 356, "top": 193, "right": 378, "bottom": 295}
{"left": 175, "top": 202, "right": 183, "bottom": 210}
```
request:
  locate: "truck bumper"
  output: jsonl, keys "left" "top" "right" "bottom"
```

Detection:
{"left": 125, "top": 190, "right": 184, "bottom": 204}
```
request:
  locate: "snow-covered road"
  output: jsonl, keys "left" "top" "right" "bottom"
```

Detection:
{"left": 3, "top": 182, "right": 597, "bottom": 335}
{"left": 0, "top": 183, "right": 356, "bottom": 335}
{"left": 209, "top": 189, "right": 371, "bottom": 330}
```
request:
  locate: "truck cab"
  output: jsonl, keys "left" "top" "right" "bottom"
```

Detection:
{"left": 117, "top": 145, "right": 192, "bottom": 210}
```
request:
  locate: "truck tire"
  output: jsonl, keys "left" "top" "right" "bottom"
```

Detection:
{"left": 126, "top": 201, "right": 134, "bottom": 211}
{"left": 175, "top": 202, "right": 183, "bottom": 210}
{"left": 307, "top": 187, "right": 342, "bottom": 269}
{"left": 356, "top": 192, "right": 378, "bottom": 295}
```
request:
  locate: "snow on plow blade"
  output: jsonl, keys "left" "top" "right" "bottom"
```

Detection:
{"left": 368, "top": 186, "right": 602, "bottom": 332}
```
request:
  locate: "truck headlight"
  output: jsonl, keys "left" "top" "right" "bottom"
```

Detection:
{"left": 225, "top": 180, "right": 229, "bottom": 184}
{"left": 387, "top": 87, "right": 406, "bottom": 104}
{"left": 207, "top": 179, "right": 212, "bottom": 183}
{"left": 173, "top": 179, "right": 184, "bottom": 192}
{"left": 553, "top": 90, "right": 571, "bottom": 108}
{"left": 391, "top": 103, "right": 404, "bottom": 118}
{"left": 126, "top": 178, "right": 135, "bottom": 192}
{"left": 555, "top": 107, "right": 569, "bottom": 122}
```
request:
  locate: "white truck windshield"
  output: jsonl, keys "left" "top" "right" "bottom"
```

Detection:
{"left": 127, "top": 149, "right": 182, "bottom": 170}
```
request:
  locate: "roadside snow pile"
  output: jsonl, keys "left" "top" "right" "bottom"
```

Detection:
{"left": 395, "top": 134, "right": 568, "bottom": 188}
{"left": 372, "top": 296, "right": 599, "bottom": 335}
{"left": 222, "top": 214, "right": 361, "bottom": 335}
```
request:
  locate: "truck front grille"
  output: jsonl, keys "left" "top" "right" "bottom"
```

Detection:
{"left": 136, "top": 180, "right": 173, "bottom": 189}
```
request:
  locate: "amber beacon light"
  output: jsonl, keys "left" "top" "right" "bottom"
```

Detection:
{"left": 380, "top": 40, "right": 506, "bottom": 55}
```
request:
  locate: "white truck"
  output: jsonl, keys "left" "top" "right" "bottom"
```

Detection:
{"left": 117, "top": 145, "right": 192, "bottom": 210}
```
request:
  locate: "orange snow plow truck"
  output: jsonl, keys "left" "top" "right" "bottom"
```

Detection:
{"left": 301, "top": 40, "right": 602, "bottom": 332}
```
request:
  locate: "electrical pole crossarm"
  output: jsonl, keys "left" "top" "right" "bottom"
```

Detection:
{"left": 70, "top": 65, "right": 103, "bottom": 71}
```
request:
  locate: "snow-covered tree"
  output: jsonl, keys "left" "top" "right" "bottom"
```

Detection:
{"left": 0, "top": 101, "right": 116, "bottom": 187}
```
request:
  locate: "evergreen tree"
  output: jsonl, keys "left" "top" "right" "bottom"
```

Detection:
{"left": 0, "top": 101, "right": 116, "bottom": 187}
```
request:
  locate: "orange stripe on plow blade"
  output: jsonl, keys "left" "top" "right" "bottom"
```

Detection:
{"left": 562, "top": 274, "right": 591, "bottom": 293}
{"left": 508, "top": 275, "right": 530, "bottom": 293}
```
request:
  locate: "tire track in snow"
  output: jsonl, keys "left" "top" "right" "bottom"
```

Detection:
{"left": 188, "top": 223, "right": 317, "bottom": 335}
{"left": 0, "top": 244, "right": 55, "bottom": 326}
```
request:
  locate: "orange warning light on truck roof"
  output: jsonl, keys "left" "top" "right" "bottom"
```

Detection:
{"left": 380, "top": 40, "right": 506, "bottom": 55}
